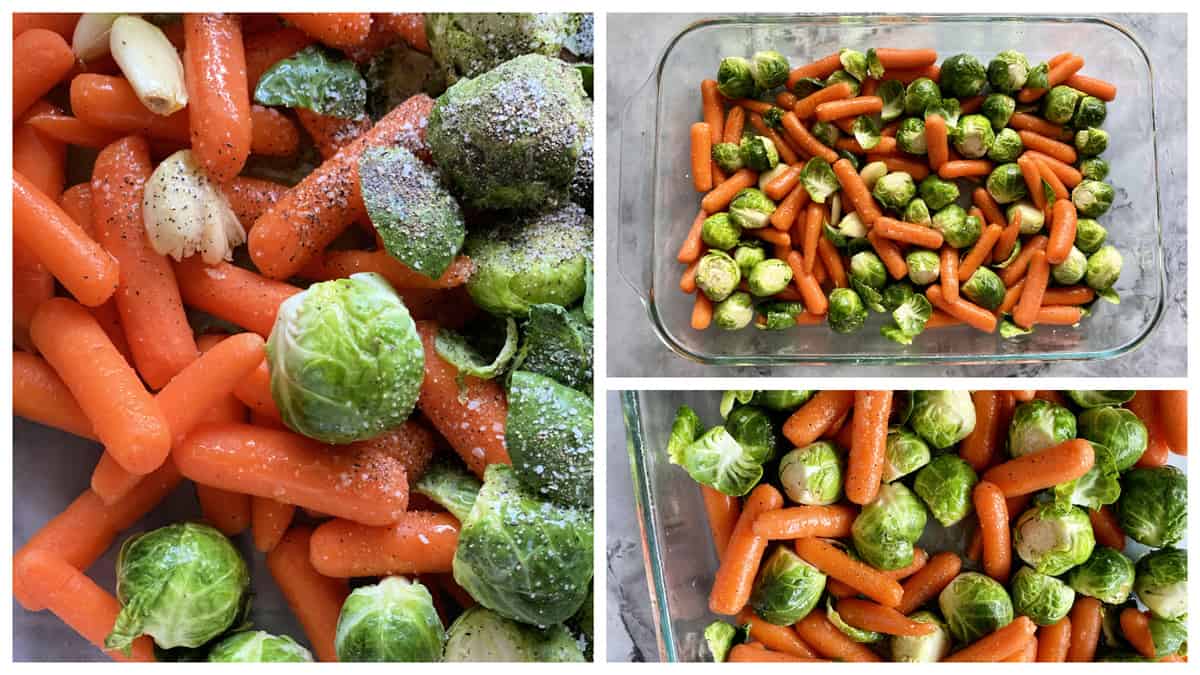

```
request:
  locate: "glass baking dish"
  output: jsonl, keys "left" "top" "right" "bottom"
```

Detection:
{"left": 617, "top": 15, "right": 1164, "bottom": 366}
{"left": 620, "top": 390, "right": 1187, "bottom": 662}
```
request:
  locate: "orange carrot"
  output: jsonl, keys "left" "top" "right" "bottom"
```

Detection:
{"left": 925, "top": 310, "right": 963, "bottom": 329}
{"left": 802, "top": 202, "right": 824, "bottom": 272}
{"left": 938, "top": 159, "right": 993, "bottom": 179}
{"left": 727, "top": 644, "right": 822, "bottom": 662}
{"left": 782, "top": 112, "right": 839, "bottom": 163}
{"left": 1066, "top": 596, "right": 1102, "bottom": 662}
{"left": 875, "top": 217, "right": 944, "bottom": 249}
{"left": 960, "top": 391, "right": 1001, "bottom": 471}
{"left": 196, "top": 485, "right": 252, "bottom": 536}
{"left": 13, "top": 13, "right": 80, "bottom": 39}
{"left": 837, "top": 598, "right": 936, "bottom": 636}
{"left": 1009, "top": 112, "right": 1072, "bottom": 141}
{"left": 14, "top": 102, "right": 66, "bottom": 198}
{"left": 251, "top": 498, "right": 296, "bottom": 553}
{"left": 295, "top": 107, "right": 371, "bottom": 160}
{"left": 1019, "top": 129, "right": 1078, "bottom": 165}
{"left": 973, "top": 481, "right": 1012, "bottom": 583}
{"left": 817, "top": 237, "right": 850, "bottom": 288}
{"left": 222, "top": 176, "right": 289, "bottom": 227}
{"left": 1088, "top": 507, "right": 1126, "bottom": 550}
{"left": 691, "top": 292, "right": 714, "bottom": 330}
{"left": 794, "top": 82, "right": 855, "bottom": 119}
{"left": 690, "top": 122, "right": 714, "bottom": 192}
{"left": 795, "top": 538, "right": 903, "bottom": 607}
{"left": 1040, "top": 286, "right": 1094, "bottom": 306}
{"left": 783, "top": 391, "right": 856, "bottom": 451}
{"left": 958, "top": 224, "right": 1003, "bottom": 282}
{"left": 701, "top": 168, "right": 758, "bottom": 214}
{"left": 946, "top": 616, "right": 1037, "bottom": 662}
{"left": 1038, "top": 159, "right": 1070, "bottom": 206}
{"left": 1120, "top": 608, "right": 1157, "bottom": 659}
{"left": 874, "top": 48, "right": 938, "bottom": 69}
{"left": 1013, "top": 250, "right": 1050, "bottom": 328}
{"left": 1024, "top": 150, "right": 1083, "bottom": 188}
{"left": 982, "top": 439, "right": 1094, "bottom": 497}
{"left": 897, "top": 551, "right": 962, "bottom": 614}
{"left": 281, "top": 13, "right": 371, "bottom": 49}
{"left": 1037, "top": 617, "right": 1072, "bottom": 662}
{"left": 999, "top": 235, "right": 1048, "bottom": 287}
{"left": 926, "top": 285, "right": 997, "bottom": 333}
{"left": 795, "top": 610, "right": 883, "bottom": 662}
{"left": 1005, "top": 638, "right": 1039, "bottom": 662}
{"left": 723, "top": 105, "right": 746, "bottom": 144}
{"left": 736, "top": 609, "right": 819, "bottom": 658}
{"left": 1035, "top": 306, "right": 1083, "bottom": 326}
{"left": 815, "top": 96, "right": 883, "bottom": 122}
{"left": 771, "top": 183, "right": 810, "bottom": 230}
{"left": 885, "top": 64, "right": 941, "bottom": 84}
{"left": 765, "top": 165, "right": 802, "bottom": 201}
{"left": 881, "top": 547, "right": 930, "bottom": 581}
{"left": 13, "top": 29, "right": 75, "bottom": 119}
{"left": 244, "top": 27, "right": 313, "bottom": 89}
{"left": 846, "top": 390, "right": 891, "bottom": 505}
{"left": 175, "top": 258, "right": 299, "bottom": 341}
{"left": 709, "top": 485, "right": 783, "bottom": 617}
{"left": 12, "top": 243, "right": 54, "bottom": 354}
{"left": 833, "top": 158, "right": 882, "bottom": 223}
{"left": 752, "top": 505, "right": 857, "bottom": 540}
{"left": 997, "top": 276, "right": 1025, "bottom": 316}
{"left": 1155, "top": 391, "right": 1187, "bottom": 455}
{"left": 232, "top": 359, "right": 282, "bottom": 422}
{"left": 680, "top": 260, "right": 700, "bottom": 293}
{"left": 183, "top": 13, "right": 252, "bottom": 183}
{"left": 677, "top": 208, "right": 709, "bottom": 263}
{"left": 267, "top": 525, "right": 350, "bottom": 662}
{"left": 867, "top": 231, "right": 908, "bottom": 280}
{"left": 925, "top": 113, "right": 950, "bottom": 170}
{"left": 869, "top": 155, "right": 931, "bottom": 181}
{"left": 1064, "top": 73, "right": 1117, "bottom": 101}
{"left": 156, "top": 331, "right": 267, "bottom": 443}
{"left": 994, "top": 207, "right": 1023, "bottom": 263}
{"left": 1017, "top": 152, "right": 1048, "bottom": 210}
{"left": 837, "top": 135, "right": 898, "bottom": 155}
{"left": 788, "top": 53, "right": 844, "bottom": 87}
{"left": 972, "top": 186, "right": 1005, "bottom": 226}
{"left": 702, "top": 486, "right": 742, "bottom": 560}
{"left": 26, "top": 112, "right": 122, "bottom": 148}
{"left": 13, "top": 352, "right": 97, "bottom": 440}
{"left": 306, "top": 248, "right": 473, "bottom": 290}
{"left": 309, "top": 512, "right": 460, "bottom": 577}
{"left": 1128, "top": 393, "right": 1169, "bottom": 467}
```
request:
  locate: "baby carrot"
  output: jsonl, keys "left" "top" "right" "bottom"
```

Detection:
{"left": 846, "top": 390, "right": 891, "bottom": 505}
{"left": 680, "top": 260, "right": 700, "bottom": 293}
{"left": 973, "top": 481, "right": 1012, "bottom": 583}
{"left": 1087, "top": 506, "right": 1126, "bottom": 550}
{"left": 1037, "top": 158, "right": 1070, "bottom": 205}
{"left": 1155, "top": 391, "right": 1187, "bottom": 455}
{"left": 244, "top": 27, "right": 313, "bottom": 88}
{"left": 26, "top": 112, "right": 122, "bottom": 148}
{"left": 817, "top": 237, "right": 849, "bottom": 288}
{"left": 183, "top": 14, "right": 252, "bottom": 183}
{"left": 793, "top": 81, "right": 854, "bottom": 119}
{"left": 833, "top": 158, "right": 882, "bottom": 223}
{"left": 782, "top": 112, "right": 839, "bottom": 163}
{"left": 795, "top": 537, "right": 904, "bottom": 607}
{"left": 1064, "top": 73, "right": 1117, "bottom": 101}
{"left": 982, "top": 439, "right": 1094, "bottom": 497}
{"left": 1024, "top": 150, "right": 1084, "bottom": 188}
{"left": 837, "top": 135, "right": 898, "bottom": 155}
{"left": 691, "top": 293, "right": 714, "bottom": 330}
{"left": 13, "top": 352, "right": 97, "bottom": 440}
{"left": 999, "top": 235, "right": 1048, "bottom": 287}
{"left": 222, "top": 176, "right": 290, "bottom": 228}
{"left": 897, "top": 550, "right": 962, "bottom": 614}
{"left": 1128, "top": 393, "right": 1169, "bottom": 468}
{"left": 13, "top": 29, "right": 75, "bottom": 119}
{"left": 875, "top": 217, "right": 944, "bottom": 249}
{"left": 886, "top": 63, "right": 941, "bottom": 84}
{"left": 1035, "top": 306, "right": 1083, "bottom": 326}
{"left": 196, "top": 485, "right": 252, "bottom": 537}
{"left": 14, "top": 102, "right": 66, "bottom": 199}
{"left": 727, "top": 644, "right": 821, "bottom": 662}
{"left": 1009, "top": 112, "right": 1071, "bottom": 141}
{"left": 882, "top": 547, "right": 930, "bottom": 581}
{"left": 960, "top": 391, "right": 1001, "bottom": 471}
{"left": 752, "top": 504, "right": 857, "bottom": 540}
{"left": 309, "top": 512, "right": 460, "bottom": 578}
{"left": 252, "top": 498, "right": 296, "bottom": 553}
{"left": 946, "top": 616, "right": 1036, "bottom": 662}
{"left": 307, "top": 249, "right": 474, "bottom": 291}
{"left": 795, "top": 610, "right": 883, "bottom": 662}
{"left": 815, "top": 96, "right": 883, "bottom": 122}
{"left": 1017, "top": 152, "right": 1049, "bottom": 210}
{"left": 13, "top": 13, "right": 80, "bottom": 39}
{"left": 156, "top": 332, "right": 266, "bottom": 442}
{"left": 281, "top": 13, "right": 372, "bottom": 49}
{"left": 702, "top": 486, "right": 741, "bottom": 560}
{"left": 788, "top": 53, "right": 843, "bottom": 87}
{"left": 994, "top": 207, "right": 1023, "bottom": 263}
{"left": 296, "top": 107, "right": 372, "bottom": 160}
{"left": 958, "top": 224, "right": 1003, "bottom": 282}
{"left": 874, "top": 48, "right": 938, "bottom": 69}
{"left": 1039, "top": 287, "right": 1093, "bottom": 307}
{"left": 783, "top": 390, "right": 856, "bottom": 448}
{"left": 1013, "top": 250, "right": 1050, "bottom": 328}
{"left": 972, "top": 186, "right": 1005, "bottom": 226}
{"left": 690, "top": 122, "right": 714, "bottom": 192}
{"left": 867, "top": 231, "right": 908, "bottom": 280}
{"left": 700, "top": 168, "right": 757, "bottom": 213}
{"left": 793, "top": 262, "right": 829, "bottom": 316}
{"left": 267, "top": 526, "right": 350, "bottom": 662}
{"left": 1119, "top": 608, "right": 1157, "bottom": 659}
{"left": 723, "top": 105, "right": 746, "bottom": 144}
{"left": 736, "top": 609, "right": 819, "bottom": 658}
{"left": 770, "top": 183, "right": 809, "bottom": 230}
{"left": 709, "top": 484, "right": 783, "bottom": 615}
{"left": 1066, "top": 596, "right": 1102, "bottom": 662}
{"left": 1037, "top": 617, "right": 1072, "bottom": 662}
{"left": 938, "top": 159, "right": 993, "bottom": 179}
{"left": 836, "top": 598, "right": 936, "bottom": 636}
{"left": 233, "top": 359, "right": 283, "bottom": 421}
{"left": 1019, "top": 130, "right": 1078, "bottom": 165}
{"left": 870, "top": 155, "right": 931, "bottom": 181}
{"left": 175, "top": 257, "right": 301, "bottom": 340}
{"left": 802, "top": 202, "right": 824, "bottom": 272}
{"left": 765, "top": 165, "right": 802, "bottom": 201}
{"left": 927, "top": 285, "right": 998, "bottom": 333}
{"left": 925, "top": 113, "right": 949, "bottom": 170}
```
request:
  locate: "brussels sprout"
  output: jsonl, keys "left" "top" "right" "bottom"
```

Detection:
{"left": 878, "top": 80, "right": 905, "bottom": 121}
{"left": 941, "top": 54, "right": 987, "bottom": 97}
{"left": 1008, "top": 399, "right": 1077, "bottom": 458}
{"left": 913, "top": 454, "right": 978, "bottom": 526}
{"left": 852, "top": 482, "right": 927, "bottom": 570}
{"left": 1134, "top": 548, "right": 1187, "bottom": 621}
{"left": 747, "top": 258, "right": 794, "bottom": 296}
{"left": 425, "top": 14, "right": 580, "bottom": 84}
{"left": 779, "top": 441, "right": 844, "bottom": 505}
{"left": 695, "top": 250, "right": 741, "bottom": 302}
{"left": 954, "top": 114, "right": 996, "bottom": 159}
{"left": 106, "top": 523, "right": 249, "bottom": 652}
{"left": 732, "top": 240, "right": 767, "bottom": 276}
{"left": 847, "top": 252, "right": 885, "bottom": 293}
{"left": 443, "top": 606, "right": 584, "bottom": 662}
{"left": 730, "top": 188, "right": 776, "bottom": 230}
{"left": 1025, "top": 61, "right": 1050, "bottom": 90}
{"left": 711, "top": 142, "right": 744, "bottom": 173}
{"left": 1013, "top": 503, "right": 1095, "bottom": 575}
{"left": 909, "top": 391, "right": 976, "bottom": 449}
{"left": 677, "top": 424, "right": 768, "bottom": 497}
{"left": 453, "top": 464, "right": 592, "bottom": 626}
{"left": 904, "top": 77, "right": 942, "bottom": 116}
{"left": 1067, "top": 391, "right": 1135, "bottom": 408}
{"left": 756, "top": 300, "right": 806, "bottom": 330}
{"left": 906, "top": 249, "right": 941, "bottom": 285}
{"left": 726, "top": 404, "right": 777, "bottom": 461}
{"left": 961, "top": 267, "right": 1007, "bottom": 311}
{"left": 976, "top": 95, "right": 1015, "bottom": 132}
{"left": 1147, "top": 616, "right": 1188, "bottom": 658}
{"left": 852, "top": 115, "right": 883, "bottom": 151}
{"left": 891, "top": 611, "right": 951, "bottom": 662}
{"left": 882, "top": 279, "right": 916, "bottom": 311}
{"left": 1073, "top": 95, "right": 1108, "bottom": 129}
{"left": 986, "top": 163, "right": 1029, "bottom": 204}
{"left": 754, "top": 390, "right": 814, "bottom": 411}
{"left": 1067, "top": 546, "right": 1136, "bottom": 605}
{"left": 750, "top": 546, "right": 827, "bottom": 625}
{"left": 1042, "top": 85, "right": 1083, "bottom": 125}
{"left": 882, "top": 428, "right": 931, "bottom": 482}
{"left": 1052, "top": 441, "right": 1120, "bottom": 511}
{"left": 1072, "top": 180, "right": 1114, "bottom": 218}
{"left": 873, "top": 172, "right": 917, "bottom": 211}
{"left": 1011, "top": 566, "right": 1075, "bottom": 626}
{"left": 1085, "top": 245, "right": 1122, "bottom": 291}
{"left": 1073, "top": 218, "right": 1108, "bottom": 254}
{"left": 830, "top": 212, "right": 869, "bottom": 245}
{"left": 1078, "top": 406, "right": 1147, "bottom": 472}
{"left": 988, "top": 128, "right": 1024, "bottom": 163}
{"left": 713, "top": 292, "right": 755, "bottom": 331}
{"left": 1079, "top": 157, "right": 1110, "bottom": 182}
{"left": 739, "top": 136, "right": 779, "bottom": 172}
{"left": 716, "top": 56, "right": 755, "bottom": 99}
{"left": 800, "top": 157, "right": 841, "bottom": 204}
{"left": 919, "top": 175, "right": 960, "bottom": 211}
{"left": 415, "top": 457, "right": 482, "bottom": 522}
{"left": 1006, "top": 201, "right": 1046, "bottom": 234}
{"left": 888, "top": 293, "right": 933, "bottom": 343}
{"left": 893, "top": 117, "right": 927, "bottom": 155}
{"left": 932, "top": 204, "right": 981, "bottom": 249}
{"left": 751, "top": 50, "right": 790, "bottom": 90}
{"left": 335, "top": 577, "right": 445, "bottom": 662}
{"left": 1052, "top": 246, "right": 1089, "bottom": 285}
{"left": 899, "top": 201, "right": 931, "bottom": 230}
{"left": 810, "top": 120, "right": 840, "bottom": 148}
{"left": 267, "top": 273, "right": 423, "bottom": 444}
{"left": 207, "top": 631, "right": 313, "bottom": 662}
{"left": 703, "top": 621, "right": 743, "bottom": 662}
{"left": 719, "top": 390, "right": 755, "bottom": 418}
{"left": 828, "top": 288, "right": 868, "bottom": 334}
{"left": 839, "top": 49, "right": 868, "bottom": 81}
{"left": 701, "top": 213, "right": 742, "bottom": 250}
{"left": 1117, "top": 466, "right": 1187, "bottom": 548}
{"left": 1075, "top": 128, "right": 1109, "bottom": 157}
{"left": 791, "top": 76, "right": 827, "bottom": 98}
{"left": 507, "top": 371, "right": 592, "bottom": 507}
{"left": 826, "top": 69, "right": 862, "bottom": 96}
{"left": 762, "top": 106, "right": 785, "bottom": 131}
{"left": 938, "top": 572, "right": 1014, "bottom": 644}
{"left": 988, "top": 50, "right": 1031, "bottom": 92}
{"left": 827, "top": 596, "right": 884, "bottom": 643}
{"left": 464, "top": 204, "right": 591, "bottom": 316}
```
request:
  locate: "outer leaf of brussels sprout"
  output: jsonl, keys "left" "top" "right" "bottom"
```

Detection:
{"left": 896, "top": 118, "right": 928, "bottom": 155}
{"left": 712, "top": 142, "right": 745, "bottom": 173}
{"left": 1067, "top": 391, "right": 1136, "bottom": 408}
{"left": 1067, "top": 546, "right": 1136, "bottom": 605}
{"left": 851, "top": 482, "right": 927, "bottom": 570}
{"left": 756, "top": 301, "right": 806, "bottom": 330}
{"left": 882, "top": 280, "right": 915, "bottom": 312}
{"left": 840, "top": 49, "right": 869, "bottom": 81}
{"left": 725, "top": 405, "right": 777, "bottom": 463}
{"left": 800, "top": 158, "right": 841, "bottom": 204}
{"left": 750, "top": 546, "right": 827, "bottom": 625}
{"left": 881, "top": 325, "right": 914, "bottom": 345}
{"left": 667, "top": 405, "right": 702, "bottom": 465}
{"left": 878, "top": 80, "right": 905, "bottom": 121}
{"left": 1013, "top": 503, "right": 1096, "bottom": 576}
{"left": 1078, "top": 407, "right": 1148, "bottom": 472}
{"left": 937, "top": 572, "right": 1014, "bottom": 643}
{"left": 866, "top": 48, "right": 885, "bottom": 79}
{"left": 1097, "top": 287, "right": 1120, "bottom": 304}
{"left": 778, "top": 441, "right": 844, "bottom": 505}
{"left": 512, "top": 304, "right": 592, "bottom": 392}
{"left": 414, "top": 457, "right": 482, "bottom": 522}
{"left": 850, "top": 251, "right": 888, "bottom": 290}
{"left": 908, "top": 391, "right": 976, "bottom": 449}
{"left": 1116, "top": 466, "right": 1187, "bottom": 548}
{"left": 739, "top": 136, "right": 780, "bottom": 173}
{"left": 453, "top": 464, "right": 593, "bottom": 626}
{"left": 1053, "top": 441, "right": 1121, "bottom": 511}
{"left": 1148, "top": 616, "right": 1188, "bottom": 658}
{"left": 999, "top": 320, "right": 1033, "bottom": 339}
{"left": 507, "top": 370, "right": 593, "bottom": 507}
{"left": 913, "top": 454, "right": 978, "bottom": 526}
{"left": 443, "top": 606, "right": 585, "bottom": 662}
{"left": 924, "top": 98, "right": 961, "bottom": 127}
{"left": 1085, "top": 245, "right": 1122, "bottom": 291}
{"left": 882, "top": 427, "right": 931, "bottom": 482}
{"left": 255, "top": 46, "right": 367, "bottom": 118}
{"left": 436, "top": 317, "right": 519, "bottom": 382}
{"left": 207, "top": 631, "right": 314, "bottom": 662}
{"left": 826, "top": 596, "right": 884, "bottom": 643}
{"left": 1010, "top": 566, "right": 1075, "bottom": 626}
{"left": 729, "top": 188, "right": 777, "bottom": 229}
{"left": 892, "top": 294, "right": 932, "bottom": 337}
{"left": 754, "top": 390, "right": 814, "bottom": 411}
{"left": 1008, "top": 399, "right": 1077, "bottom": 458}
{"left": 1133, "top": 548, "right": 1187, "bottom": 621}
{"left": 681, "top": 426, "right": 766, "bottom": 496}
{"left": 988, "top": 128, "right": 1024, "bottom": 163}
{"left": 335, "top": 577, "right": 445, "bottom": 662}
{"left": 703, "top": 621, "right": 741, "bottom": 662}
{"left": 853, "top": 114, "right": 883, "bottom": 151}
{"left": 1026, "top": 62, "right": 1050, "bottom": 89}
{"left": 890, "top": 611, "right": 951, "bottom": 662}
{"left": 719, "top": 390, "right": 756, "bottom": 418}
{"left": 1079, "top": 158, "right": 1110, "bottom": 182}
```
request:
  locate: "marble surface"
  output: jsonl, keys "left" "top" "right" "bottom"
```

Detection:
{"left": 606, "top": 13, "right": 1187, "bottom": 378}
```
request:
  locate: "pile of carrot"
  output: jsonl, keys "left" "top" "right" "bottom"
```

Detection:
{"left": 682, "top": 47, "right": 1120, "bottom": 341}
{"left": 11, "top": 12, "right": 537, "bottom": 662}
{"left": 685, "top": 390, "right": 1186, "bottom": 662}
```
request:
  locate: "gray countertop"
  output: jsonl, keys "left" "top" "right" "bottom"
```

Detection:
{"left": 606, "top": 13, "right": 1187, "bottom": 378}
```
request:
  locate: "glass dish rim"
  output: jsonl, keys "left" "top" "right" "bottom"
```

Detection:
{"left": 636, "top": 13, "right": 1165, "bottom": 367}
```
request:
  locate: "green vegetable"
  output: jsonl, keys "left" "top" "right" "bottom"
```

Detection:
{"left": 701, "top": 212, "right": 742, "bottom": 250}
{"left": 938, "top": 572, "right": 1014, "bottom": 643}
{"left": 1074, "top": 218, "right": 1108, "bottom": 253}
{"left": 695, "top": 250, "right": 742, "bottom": 302}
{"left": 443, "top": 606, "right": 585, "bottom": 662}
{"left": 800, "top": 157, "right": 841, "bottom": 204}
{"left": 828, "top": 288, "right": 868, "bottom": 334}
{"left": 852, "top": 482, "right": 927, "bottom": 571}
{"left": 673, "top": 423, "right": 771, "bottom": 497}
{"left": 896, "top": 117, "right": 927, "bottom": 154}
{"left": 987, "top": 50, "right": 1030, "bottom": 92}
{"left": 1013, "top": 502, "right": 1095, "bottom": 575}
{"left": 1052, "top": 246, "right": 1089, "bottom": 285}
{"left": 873, "top": 172, "right": 917, "bottom": 211}
{"left": 906, "top": 249, "right": 940, "bottom": 285}
{"left": 882, "top": 280, "right": 915, "bottom": 311}
{"left": 954, "top": 114, "right": 995, "bottom": 159}
{"left": 414, "top": 457, "right": 482, "bottom": 522}
{"left": 1067, "top": 546, "right": 1136, "bottom": 605}
{"left": 913, "top": 454, "right": 978, "bottom": 526}
{"left": 106, "top": 523, "right": 249, "bottom": 652}
{"left": 1008, "top": 201, "right": 1046, "bottom": 234}
{"left": 940, "top": 209, "right": 980, "bottom": 249}
{"left": 778, "top": 441, "right": 844, "bottom": 505}
{"left": 882, "top": 427, "right": 931, "bottom": 482}
{"left": 839, "top": 49, "right": 868, "bottom": 81}
{"left": 506, "top": 371, "right": 592, "bottom": 507}
{"left": 335, "top": 577, "right": 445, "bottom": 662}
{"left": 1078, "top": 406, "right": 1148, "bottom": 472}
{"left": 1116, "top": 466, "right": 1186, "bottom": 548}
{"left": 751, "top": 50, "right": 791, "bottom": 90}
{"left": 867, "top": 49, "right": 885, "bottom": 79}
{"left": 268, "top": 273, "right": 423, "bottom": 444}
{"left": 754, "top": 390, "right": 814, "bottom": 410}
{"left": 435, "top": 316, "right": 519, "bottom": 382}
{"left": 703, "top": 621, "right": 743, "bottom": 662}
{"left": 986, "top": 163, "right": 1029, "bottom": 204}
{"left": 879, "top": 80, "right": 906, "bottom": 121}
{"left": 747, "top": 258, "right": 793, "bottom": 296}
{"left": 426, "top": 13, "right": 581, "bottom": 84}
{"left": 453, "top": 464, "right": 593, "bottom": 626}
{"left": 1085, "top": 244, "right": 1122, "bottom": 291}
{"left": 1073, "top": 180, "right": 1115, "bottom": 218}
{"left": 919, "top": 175, "right": 959, "bottom": 211}
{"left": 988, "top": 128, "right": 1024, "bottom": 162}
{"left": 1025, "top": 61, "right": 1050, "bottom": 90}
{"left": 711, "top": 142, "right": 744, "bottom": 173}
{"left": 1075, "top": 128, "right": 1109, "bottom": 156}
{"left": 207, "top": 631, "right": 312, "bottom": 662}
{"left": 729, "top": 188, "right": 777, "bottom": 229}
{"left": 909, "top": 390, "right": 976, "bottom": 449}
{"left": 739, "top": 136, "right": 779, "bottom": 172}
{"left": 713, "top": 292, "right": 755, "bottom": 330}
{"left": 1010, "top": 566, "right": 1075, "bottom": 627}
{"left": 750, "top": 546, "right": 826, "bottom": 625}
{"left": 850, "top": 251, "right": 888, "bottom": 291}
{"left": 1073, "top": 95, "right": 1108, "bottom": 129}
{"left": 720, "top": 390, "right": 754, "bottom": 419}
{"left": 666, "top": 405, "right": 701, "bottom": 464}
{"left": 512, "top": 303, "right": 592, "bottom": 392}
{"left": 811, "top": 120, "right": 840, "bottom": 148}
{"left": 827, "top": 596, "right": 884, "bottom": 643}
{"left": 1068, "top": 391, "right": 1135, "bottom": 408}
{"left": 853, "top": 114, "right": 883, "bottom": 151}
{"left": 981, "top": 93, "right": 1015, "bottom": 130}
{"left": 1008, "top": 399, "right": 1076, "bottom": 457}
{"left": 364, "top": 42, "right": 446, "bottom": 119}
{"left": 762, "top": 106, "right": 785, "bottom": 130}
{"left": 464, "top": 203, "right": 591, "bottom": 316}
{"left": 889, "top": 293, "right": 933, "bottom": 342}
{"left": 940, "top": 54, "right": 987, "bottom": 97}
{"left": 961, "top": 267, "right": 1006, "bottom": 311}
{"left": 1042, "top": 85, "right": 1083, "bottom": 125}
{"left": 757, "top": 300, "right": 806, "bottom": 330}
{"left": 890, "top": 611, "right": 951, "bottom": 662}
{"left": 1079, "top": 157, "right": 1109, "bottom": 182}
{"left": 1134, "top": 548, "right": 1187, "bottom": 621}
{"left": 717, "top": 57, "right": 755, "bottom": 98}
{"left": 1052, "top": 441, "right": 1120, "bottom": 511}
{"left": 732, "top": 240, "right": 767, "bottom": 276}
{"left": 254, "top": 46, "right": 366, "bottom": 119}
{"left": 1147, "top": 616, "right": 1187, "bottom": 658}
{"left": 826, "top": 70, "right": 862, "bottom": 96}
{"left": 904, "top": 78, "right": 942, "bottom": 116}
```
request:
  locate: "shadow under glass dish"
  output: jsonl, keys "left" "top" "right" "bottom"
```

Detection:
{"left": 619, "top": 15, "right": 1163, "bottom": 366}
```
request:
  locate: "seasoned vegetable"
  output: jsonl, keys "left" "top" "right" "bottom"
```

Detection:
{"left": 1116, "top": 466, "right": 1187, "bottom": 548}
{"left": 507, "top": 371, "right": 592, "bottom": 507}
{"left": 750, "top": 546, "right": 826, "bottom": 625}
{"left": 335, "top": 577, "right": 446, "bottom": 662}
{"left": 1133, "top": 548, "right": 1187, "bottom": 621}
{"left": 890, "top": 611, "right": 951, "bottom": 662}
{"left": 443, "top": 606, "right": 585, "bottom": 662}
{"left": 851, "top": 482, "right": 927, "bottom": 571}
{"left": 913, "top": 454, "right": 978, "bottom": 526}
{"left": 1013, "top": 502, "right": 1095, "bottom": 575}
{"left": 255, "top": 46, "right": 366, "bottom": 119}
{"left": 882, "top": 427, "right": 931, "bottom": 482}
{"left": 778, "top": 441, "right": 844, "bottom": 505}
{"left": 729, "top": 188, "right": 777, "bottom": 229}
{"left": 909, "top": 390, "right": 976, "bottom": 449}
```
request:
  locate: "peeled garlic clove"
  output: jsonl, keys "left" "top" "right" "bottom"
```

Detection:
{"left": 73, "top": 13, "right": 121, "bottom": 62}
{"left": 143, "top": 150, "right": 245, "bottom": 265}
{"left": 110, "top": 15, "right": 188, "bottom": 116}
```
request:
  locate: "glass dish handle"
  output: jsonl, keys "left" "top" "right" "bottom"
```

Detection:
{"left": 617, "top": 76, "right": 657, "bottom": 301}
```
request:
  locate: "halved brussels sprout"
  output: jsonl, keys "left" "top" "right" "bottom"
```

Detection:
{"left": 335, "top": 577, "right": 445, "bottom": 662}
{"left": 676, "top": 424, "right": 769, "bottom": 497}
{"left": 1079, "top": 157, "right": 1109, "bottom": 182}
{"left": 1075, "top": 128, "right": 1109, "bottom": 157}
{"left": 1134, "top": 548, "right": 1187, "bottom": 621}
{"left": 954, "top": 114, "right": 996, "bottom": 159}
{"left": 909, "top": 390, "right": 976, "bottom": 449}
{"left": 940, "top": 54, "right": 987, "bottom": 98}
{"left": 904, "top": 77, "right": 942, "bottom": 116}
{"left": 1078, "top": 406, "right": 1147, "bottom": 472}
{"left": 988, "top": 128, "right": 1024, "bottom": 163}
{"left": 1067, "top": 546, "right": 1136, "bottom": 605}
{"left": 1073, "top": 95, "right": 1108, "bottom": 129}
{"left": 879, "top": 80, "right": 906, "bottom": 121}
{"left": 826, "top": 69, "right": 862, "bottom": 96}
{"left": 827, "top": 596, "right": 884, "bottom": 643}
{"left": 778, "top": 441, "right": 844, "bottom": 505}
{"left": 1074, "top": 219, "right": 1108, "bottom": 254}
{"left": 882, "top": 428, "right": 931, "bottom": 482}
{"left": 906, "top": 249, "right": 940, "bottom": 285}
{"left": 882, "top": 280, "right": 916, "bottom": 312}
{"left": 853, "top": 115, "right": 882, "bottom": 151}
{"left": 1010, "top": 566, "right": 1075, "bottom": 626}
{"left": 751, "top": 50, "right": 790, "bottom": 90}
{"left": 756, "top": 300, "right": 806, "bottom": 330}
{"left": 828, "top": 288, "right": 868, "bottom": 334}
{"left": 1008, "top": 399, "right": 1076, "bottom": 457}
{"left": 1116, "top": 466, "right": 1187, "bottom": 548}
{"left": 1007, "top": 201, "right": 1046, "bottom": 234}
{"left": 889, "top": 293, "right": 933, "bottom": 342}
{"left": 895, "top": 117, "right": 927, "bottom": 155}
{"left": 914, "top": 454, "right": 978, "bottom": 526}
{"left": 918, "top": 175, "right": 959, "bottom": 211}
{"left": 716, "top": 56, "right": 755, "bottom": 99}
{"left": 749, "top": 546, "right": 827, "bottom": 625}
{"left": 695, "top": 250, "right": 741, "bottom": 302}
{"left": 443, "top": 606, "right": 584, "bottom": 662}
{"left": 1073, "top": 180, "right": 1114, "bottom": 218}
{"left": 732, "top": 240, "right": 767, "bottom": 276}
{"left": 873, "top": 172, "right": 917, "bottom": 211}
{"left": 747, "top": 258, "right": 793, "bottom": 296}
{"left": 207, "top": 631, "right": 313, "bottom": 662}
{"left": 1085, "top": 245, "right": 1122, "bottom": 291}
{"left": 891, "top": 611, "right": 951, "bottom": 662}
{"left": 987, "top": 50, "right": 1030, "bottom": 92}
{"left": 701, "top": 212, "right": 742, "bottom": 250}
{"left": 933, "top": 205, "right": 981, "bottom": 249}
{"left": 839, "top": 49, "right": 868, "bottom": 81}
{"left": 703, "top": 621, "right": 742, "bottom": 662}
{"left": 712, "top": 142, "right": 744, "bottom": 173}
{"left": 1052, "top": 246, "right": 1089, "bottom": 285}
{"left": 811, "top": 120, "right": 840, "bottom": 148}
{"left": 986, "top": 163, "right": 1029, "bottom": 204}
{"left": 1013, "top": 502, "right": 1096, "bottom": 575}
{"left": 1147, "top": 615, "right": 1187, "bottom": 658}
{"left": 713, "top": 292, "right": 755, "bottom": 330}
{"left": 938, "top": 572, "right": 1014, "bottom": 644}
{"left": 739, "top": 136, "right": 779, "bottom": 172}
{"left": 801, "top": 157, "right": 841, "bottom": 204}
{"left": 962, "top": 267, "right": 1007, "bottom": 311}
{"left": 1043, "top": 85, "right": 1083, "bottom": 125}
{"left": 851, "top": 482, "right": 927, "bottom": 571}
